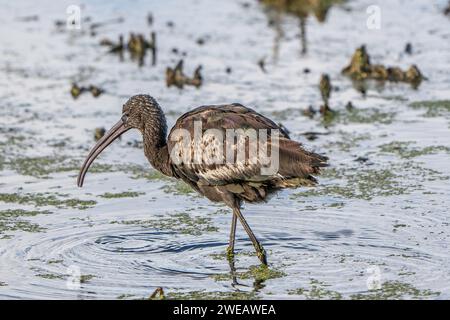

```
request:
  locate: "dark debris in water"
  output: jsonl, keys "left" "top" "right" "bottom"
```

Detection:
{"left": 445, "top": 1, "right": 450, "bottom": 16}
{"left": 70, "top": 83, "right": 104, "bottom": 99}
{"left": 94, "top": 128, "right": 106, "bottom": 141}
{"left": 166, "top": 60, "right": 202, "bottom": 89}
{"left": 319, "top": 74, "right": 332, "bottom": 107}
{"left": 149, "top": 287, "right": 165, "bottom": 300}
{"left": 342, "top": 45, "right": 424, "bottom": 88}
{"left": 100, "top": 32, "right": 157, "bottom": 66}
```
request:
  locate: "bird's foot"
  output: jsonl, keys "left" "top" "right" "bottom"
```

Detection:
{"left": 256, "top": 245, "right": 268, "bottom": 265}
{"left": 226, "top": 246, "right": 235, "bottom": 261}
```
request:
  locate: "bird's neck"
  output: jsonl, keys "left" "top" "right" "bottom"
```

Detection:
{"left": 142, "top": 113, "right": 173, "bottom": 177}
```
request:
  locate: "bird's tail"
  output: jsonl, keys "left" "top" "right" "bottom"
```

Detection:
{"left": 275, "top": 138, "right": 328, "bottom": 186}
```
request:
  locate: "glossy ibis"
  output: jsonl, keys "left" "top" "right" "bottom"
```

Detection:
{"left": 77, "top": 95, "right": 328, "bottom": 265}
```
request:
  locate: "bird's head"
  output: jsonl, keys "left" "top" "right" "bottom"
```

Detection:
{"left": 77, "top": 94, "right": 164, "bottom": 187}
{"left": 122, "top": 94, "right": 164, "bottom": 132}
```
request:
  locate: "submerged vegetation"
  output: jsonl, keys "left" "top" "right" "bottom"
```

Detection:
{"left": 111, "top": 212, "right": 217, "bottom": 236}
{"left": 99, "top": 191, "right": 145, "bottom": 199}
{"left": 0, "top": 209, "right": 49, "bottom": 236}
{"left": 350, "top": 281, "right": 440, "bottom": 300}
{"left": 161, "top": 181, "right": 194, "bottom": 196}
{"left": 0, "top": 193, "right": 96, "bottom": 210}
{"left": 379, "top": 141, "right": 450, "bottom": 159}
{"left": 0, "top": 154, "right": 115, "bottom": 179}
{"left": 165, "top": 290, "right": 259, "bottom": 300}
{"left": 409, "top": 100, "right": 450, "bottom": 118}
{"left": 292, "top": 159, "right": 448, "bottom": 201}
{"left": 320, "top": 107, "right": 395, "bottom": 126}
{"left": 213, "top": 264, "right": 286, "bottom": 282}
{"left": 288, "top": 279, "right": 343, "bottom": 300}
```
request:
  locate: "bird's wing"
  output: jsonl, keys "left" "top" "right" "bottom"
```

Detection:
{"left": 167, "top": 104, "right": 327, "bottom": 186}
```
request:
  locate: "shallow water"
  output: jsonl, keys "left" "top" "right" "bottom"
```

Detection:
{"left": 0, "top": 0, "right": 450, "bottom": 299}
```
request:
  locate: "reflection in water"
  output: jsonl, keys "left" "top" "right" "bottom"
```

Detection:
{"left": 259, "top": 0, "right": 344, "bottom": 59}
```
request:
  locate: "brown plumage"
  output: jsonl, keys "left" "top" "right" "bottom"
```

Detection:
{"left": 77, "top": 95, "right": 328, "bottom": 265}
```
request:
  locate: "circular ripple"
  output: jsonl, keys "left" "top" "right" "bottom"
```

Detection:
{"left": 0, "top": 222, "right": 230, "bottom": 299}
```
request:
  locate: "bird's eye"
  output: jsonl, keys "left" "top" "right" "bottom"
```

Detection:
{"left": 121, "top": 114, "right": 128, "bottom": 123}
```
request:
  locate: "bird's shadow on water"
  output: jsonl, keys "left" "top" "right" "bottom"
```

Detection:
{"left": 313, "top": 229, "right": 354, "bottom": 241}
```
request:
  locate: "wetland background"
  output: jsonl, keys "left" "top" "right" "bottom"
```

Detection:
{"left": 0, "top": 0, "right": 450, "bottom": 299}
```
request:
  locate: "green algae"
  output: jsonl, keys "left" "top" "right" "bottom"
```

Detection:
{"left": 35, "top": 273, "right": 66, "bottom": 280}
{"left": 210, "top": 251, "right": 256, "bottom": 260}
{"left": 409, "top": 100, "right": 450, "bottom": 117}
{"left": 343, "top": 108, "right": 395, "bottom": 124}
{"left": 117, "top": 294, "right": 136, "bottom": 300}
{"left": 0, "top": 135, "right": 27, "bottom": 148}
{"left": 111, "top": 212, "right": 217, "bottom": 236}
{"left": 213, "top": 264, "right": 286, "bottom": 282}
{"left": 323, "top": 132, "right": 371, "bottom": 152}
{"left": 162, "top": 181, "right": 194, "bottom": 195}
{"left": 0, "top": 154, "right": 5, "bottom": 171}
{"left": 2, "top": 154, "right": 116, "bottom": 179}
{"left": 0, "top": 209, "right": 50, "bottom": 235}
{"left": 8, "top": 156, "right": 80, "bottom": 178}
{"left": 379, "top": 141, "right": 450, "bottom": 159}
{"left": 80, "top": 274, "right": 95, "bottom": 283}
{"left": 166, "top": 290, "right": 259, "bottom": 300}
{"left": 321, "top": 108, "right": 395, "bottom": 126}
{"left": 288, "top": 279, "right": 342, "bottom": 300}
{"left": 293, "top": 160, "right": 448, "bottom": 201}
{"left": 110, "top": 164, "right": 196, "bottom": 197}
{"left": 35, "top": 272, "right": 95, "bottom": 283}
{"left": 128, "top": 166, "right": 172, "bottom": 181}
{"left": 350, "top": 281, "right": 440, "bottom": 300}
{"left": 99, "top": 191, "right": 145, "bottom": 199}
{"left": 292, "top": 166, "right": 408, "bottom": 201}
{"left": 0, "top": 193, "right": 96, "bottom": 210}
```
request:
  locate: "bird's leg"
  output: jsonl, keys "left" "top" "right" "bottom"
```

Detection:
{"left": 226, "top": 213, "right": 237, "bottom": 260}
{"left": 233, "top": 207, "right": 267, "bottom": 265}
{"left": 228, "top": 250, "right": 239, "bottom": 287}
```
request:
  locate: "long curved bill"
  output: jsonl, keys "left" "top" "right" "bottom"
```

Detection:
{"left": 77, "top": 117, "right": 130, "bottom": 187}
